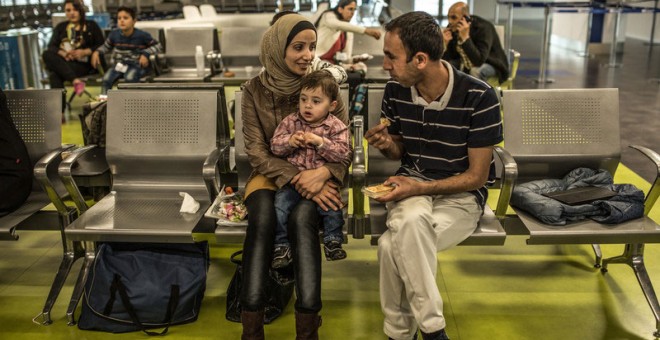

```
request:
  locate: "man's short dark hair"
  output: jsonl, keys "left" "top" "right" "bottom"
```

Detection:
{"left": 384, "top": 11, "right": 443, "bottom": 62}
{"left": 117, "top": 6, "right": 136, "bottom": 19}
{"left": 300, "top": 70, "right": 339, "bottom": 102}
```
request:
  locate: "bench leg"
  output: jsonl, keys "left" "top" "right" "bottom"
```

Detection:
{"left": 602, "top": 243, "right": 660, "bottom": 337}
{"left": 66, "top": 241, "right": 96, "bottom": 326}
{"left": 32, "top": 209, "right": 81, "bottom": 325}
{"left": 591, "top": 244, "right": 602, "bottom": 268}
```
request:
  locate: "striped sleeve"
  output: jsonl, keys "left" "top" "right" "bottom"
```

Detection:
{"left": 467, "top": 86, "right": 503, "bottom": 148}
{"left": 141, "top": 31, "right": 162, "bottom": 56}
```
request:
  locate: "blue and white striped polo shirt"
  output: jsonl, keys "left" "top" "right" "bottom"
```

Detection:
{"left": 381, "top": 61, "right": 503, "bottom": 207}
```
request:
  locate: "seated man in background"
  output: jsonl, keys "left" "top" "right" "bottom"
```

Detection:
{"left": 441, "top": 2, "right": 509, "bottom": 83}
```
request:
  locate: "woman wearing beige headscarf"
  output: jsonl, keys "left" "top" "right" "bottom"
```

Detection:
{"left": 239, "top": 13, "right": 349, "bottom": 340}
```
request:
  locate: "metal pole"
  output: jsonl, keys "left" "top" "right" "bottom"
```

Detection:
{"left": 506, "top": 3, "right": 513, "bottom": 55}
{"left": 607, "top": 7, "right": 622, "bottom": 68}
{"left": 579, "top": 7, "right": 593, "bottom": 57}
{"left": 649, "top": 0, "right": 659, "bottom": 47}
{"left": 536, "top": 5, "right": 554, "bottom": 84}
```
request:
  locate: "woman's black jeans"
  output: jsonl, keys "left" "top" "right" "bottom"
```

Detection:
{"left": 240, "top": 189, "right": 322, "bottom": 314}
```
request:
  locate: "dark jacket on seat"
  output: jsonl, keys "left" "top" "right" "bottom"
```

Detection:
{"left": 510, "top": 168, "right": 645, "bottom": 226}
{"left": 0, "top": 89, "right": 32, "bottom": 216}
{"left": 442, "top": 15, "right": 509, "bottom": 83}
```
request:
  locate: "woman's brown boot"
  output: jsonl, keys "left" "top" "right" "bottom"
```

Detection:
{"left": 295, "top": 311, "right": 322, "bottom": 340}
{"left": 241, "top": 310, "right": 265, "bottom": 340}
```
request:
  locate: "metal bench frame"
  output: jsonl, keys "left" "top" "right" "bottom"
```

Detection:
{"left": 500, "top": 88, "right": 660, "bottom": 337}
{"left": 56, "top": 87, "right": 224, "bottom": 325}
{"left": 0, "top": 90, "right": 84, "bottom": 326}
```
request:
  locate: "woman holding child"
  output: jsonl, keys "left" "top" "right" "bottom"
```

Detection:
{"left": 239, "top": 13, "right": 350, "bottom": 340}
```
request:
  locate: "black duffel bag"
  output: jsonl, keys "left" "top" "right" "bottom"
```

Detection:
{"left": 78, "top": 242, "right": 210, "bottom": 335}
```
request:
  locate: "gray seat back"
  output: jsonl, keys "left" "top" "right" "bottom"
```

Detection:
{"left": 6, "top": 89, "right": 65, "bottom": 193}
{"left": 501, "top": 88, "right": 620, "bottom": 183}
{"left": 116, "top": 82, "right": 230, "bottom": 148}
{"left": 106, "top": 89, "right": 219, "bottom": 201}
{"left": 365, "top": 84, "right": 399, "bottom": 185}
{"left": 6, "top": 89, "right": 63, "bottom": 170}
{"left": 164, "top": 26, "right": 219, "bottom": 68}
{"left": 220, "top": 26, "right": 266, "bottom": 67}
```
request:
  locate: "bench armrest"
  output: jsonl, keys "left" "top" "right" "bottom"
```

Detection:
{"left": 630, "top": 145, "right": 660, "bottom": 216}
{"left": 207, "top": 51, "right": 223, "bottom": 75}
{"left": 203, "top": 147, "right": 222, "bottom": 202}
{"left": 149, "top": 53, "right": 168, "bottom": 76}
{"left": 34, "top": 144, "right": 76, "bottom": 215}
{"left": 493, "top": 146, "right": 518, "bottom": 219}
{"left": 58, "top": 145, "right": 97, "bottom": 213}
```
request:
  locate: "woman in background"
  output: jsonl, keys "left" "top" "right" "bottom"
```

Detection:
{"left": 42, "top": 0, "right": 104, "bottom": 95}
{"left": 315, "top": 0, "right": 381, "bottom": 67}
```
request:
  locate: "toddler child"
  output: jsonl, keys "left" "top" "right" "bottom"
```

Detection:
{"left": 270, "top": 70, "right": 352, "bottom": 268}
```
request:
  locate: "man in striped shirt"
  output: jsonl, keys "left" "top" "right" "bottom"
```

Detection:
{"left": 364, "top": 11, "right": 503, "bottom": 340}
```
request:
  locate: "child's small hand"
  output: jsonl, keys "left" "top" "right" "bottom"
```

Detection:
{"left": 303, "top": 132, "right": 323, "bottom": 147}
{"left": 90, "top": 52, "right": 100, "bottom": 69}
{"left": 139, "top": 55, "right": 149, "bottom": 68}
{"left": 289, "top": 131, "right": 305, "bottom": 148}
{"left": 68, "top": 49, "right": 86, "bottom": 61}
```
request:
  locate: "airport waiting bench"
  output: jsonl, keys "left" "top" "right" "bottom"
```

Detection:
{"left": 54, "top": 85, "right": 227, "bottom": 325}
{"left": 0, "top": 89, "right": 100, "bottom": 326}
{"left": 0, "top": 89, "right": 75, "bottom": 241}
{"left": 357, "top": 85, "right": 660, "bottom": 337}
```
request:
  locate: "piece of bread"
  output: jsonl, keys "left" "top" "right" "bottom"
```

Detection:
{"left": 380, "top": 117, "right": 391, "bottom": 126}
{"left": 362, "top": 183, "right": 395, "bottom": 198}
{"left": 223, "top": 71, "right": 235, "bottom": 78}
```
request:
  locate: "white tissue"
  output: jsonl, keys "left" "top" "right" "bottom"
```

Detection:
{"left": 179, "top": 192, "right": 200, "bottom": 214}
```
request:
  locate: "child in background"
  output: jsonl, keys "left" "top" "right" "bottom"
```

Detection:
{"left": 91, "top": 6, "right": 161, "bottom": 94}
{"left": 270, "top": 70, "right": 352, "bottom": 268}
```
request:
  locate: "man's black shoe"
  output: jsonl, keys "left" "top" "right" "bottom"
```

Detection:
{"left": 421, "top": 328, "right": 449, "bottom": 340}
